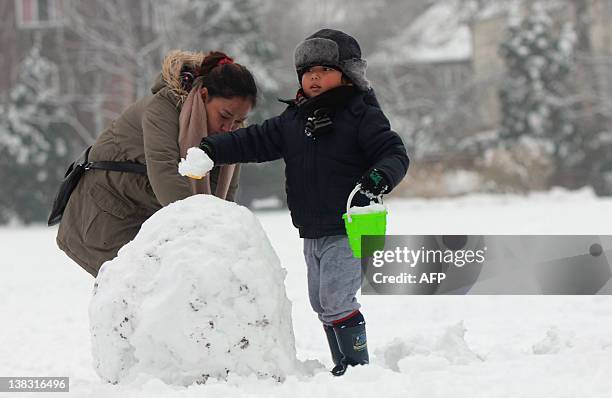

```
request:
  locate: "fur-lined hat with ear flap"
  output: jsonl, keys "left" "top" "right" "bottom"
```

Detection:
{"left": 294, "top": 28, "right": 370, "bottom": 91}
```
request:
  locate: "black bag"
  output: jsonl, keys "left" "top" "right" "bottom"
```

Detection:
{"left": 47, "top": 146, "right": 147, "bottom": 226}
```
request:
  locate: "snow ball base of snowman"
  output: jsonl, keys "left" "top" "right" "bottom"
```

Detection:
{"left": 89, "top": 195, "right": 298, "bottom": 385}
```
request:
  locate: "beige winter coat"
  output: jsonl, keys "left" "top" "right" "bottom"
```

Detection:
{"left": 56, "top": 51, "right": 240, "bottom": 277}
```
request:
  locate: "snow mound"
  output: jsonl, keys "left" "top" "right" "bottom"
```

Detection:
{"left": 376, "top": 321, "right": 483, "bottom": 372}
{"left": 89, "top": 195, "right": 298, "bottom": 385}
{"left": 178, "top": 147, "right": 214, "bottom": 179}
{"left": 434, "top": 321, "right": 484, "bottom": 365}
{"left": 532, "top": 327, "right": 574, "bottom": 355}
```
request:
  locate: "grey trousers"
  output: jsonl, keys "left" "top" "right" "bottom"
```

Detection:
{"left": 303, "top": 235, "right": 362, "bottom": 325}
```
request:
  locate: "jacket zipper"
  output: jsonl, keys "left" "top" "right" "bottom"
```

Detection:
{"left": 303, "top": 134, "right": 316, "bottom": 223}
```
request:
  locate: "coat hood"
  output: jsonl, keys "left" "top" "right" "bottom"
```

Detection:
{"left": 151, "top": 50, "right": 205, "bottom": 106}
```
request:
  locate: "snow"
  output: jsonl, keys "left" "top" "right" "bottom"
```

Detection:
{"left": 0, "top": 45, "right": 60, "bottom": 166}
{"left": 89, "top": 195, "right": 299, "bottom": 385}
{"left": 442, "top": 170, "right": 483, "bottom": 196}
{"left": 471, "top": 0, "right": 518, "bottom": 21}
{"left": 346, "top": 203, "right": 387, "bottom": 216}
{"left": 531, "top": 327, "right": 574, "bottom": 355}
{"left": 178, "top": 147, "right": 213, "bottom": 179}
{"left": 370, "top": 0, "right": 472, "bottom": 65}
{"left": 2, "top": 188, "right": 612, "bottom": 397}
{"left": 251, "top": 196, "right": 284, "bottom": 210}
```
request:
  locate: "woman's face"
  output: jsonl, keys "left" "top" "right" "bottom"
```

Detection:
{"left": 202, "top": 90, "right": 252, "bottom": 134}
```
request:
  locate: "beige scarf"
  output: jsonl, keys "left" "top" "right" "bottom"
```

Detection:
{"left": 178, "top": 79, "right": 236, "bottom": 198}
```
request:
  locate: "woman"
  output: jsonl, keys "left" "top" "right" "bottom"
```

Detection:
{"left": 57, "top": 50, "right": 257, "bottom": 277}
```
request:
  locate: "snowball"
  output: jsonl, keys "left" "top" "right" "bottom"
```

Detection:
{"left": 89, "top": 195, "right": 298, "bottom": 385}
{"left": 178, "top": 147, "right": 213, "bottom": 179}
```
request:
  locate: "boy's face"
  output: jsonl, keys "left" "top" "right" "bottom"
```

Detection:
{"left": 301, "top": 66, "right": 344, "bottom": 97}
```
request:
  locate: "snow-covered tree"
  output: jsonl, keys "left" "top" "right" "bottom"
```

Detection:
{"left": 155, "top": 0, "right": 280, "bottom": 120}
{"left": 64, "top": 0, "right": 280, "bottom": 123}
{"left": 498, "top": 3, "right": 577, "bottom": 170}
{"left": 0, "top": 46, "right": 78, "bottom": 223}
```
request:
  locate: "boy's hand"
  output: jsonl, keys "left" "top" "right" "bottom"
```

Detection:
{"left": 199, "top": 139, "right": 215, "bottom": 161}
{"left": 359, "top": 168, "right": 389, "bottom": 198}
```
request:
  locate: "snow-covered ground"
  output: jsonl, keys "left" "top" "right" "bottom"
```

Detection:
{"left": 2, "top": 188, "right": 612, "bottom": 397}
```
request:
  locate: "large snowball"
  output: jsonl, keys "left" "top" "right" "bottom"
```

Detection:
{"left": 89, "top": 195, "right": 298, "bottom": 385}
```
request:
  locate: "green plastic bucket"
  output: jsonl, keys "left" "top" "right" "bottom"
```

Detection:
{"left": 342, "top": 185, "right": 387, "bottom": 258}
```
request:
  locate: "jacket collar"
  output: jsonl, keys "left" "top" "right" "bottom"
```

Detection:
{"left": 278, "top": 85, "right": 358, "bottom": 112}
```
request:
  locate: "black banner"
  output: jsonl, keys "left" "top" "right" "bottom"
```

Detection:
{"left": 360, "top": 235, "right": 612, "bottom": 294}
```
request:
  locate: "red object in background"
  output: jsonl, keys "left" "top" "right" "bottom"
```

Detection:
{"left": 21, "top": 0, "right": 34, "bottom": 23}
{"left": 218, "top": 56, "right": 234, "bottom": 66}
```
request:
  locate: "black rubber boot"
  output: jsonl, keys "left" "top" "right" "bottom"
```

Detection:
{"left": 323, "top": 324, "right": 342, "bottom": 367}
{"left": 330, "top": 311, "right": 369, "bottom": 376}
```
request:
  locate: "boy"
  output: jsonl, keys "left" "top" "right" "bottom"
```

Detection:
{"left": 198, "top": 29, "right": 409, "bottom": 375}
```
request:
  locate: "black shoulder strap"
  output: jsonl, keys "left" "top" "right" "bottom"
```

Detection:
{"left": 85, "top": 161, "right": 147, "bottom": 175}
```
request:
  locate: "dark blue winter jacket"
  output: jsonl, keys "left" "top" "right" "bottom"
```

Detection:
{"left": 203, "top": 89, "right": 409, "bottom": 238}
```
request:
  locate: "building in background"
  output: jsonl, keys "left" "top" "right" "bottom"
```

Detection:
{"left": 471, "top": 0, "right": 612, "bottom": 132}
{"left": 370, "top": 0, "right": 612, "bottom": 196}
{"left": 373, "top": 0, "right": 612, "bottom": 133}
{"left": 370, "top": 0, "right": 474, "bottom": 149}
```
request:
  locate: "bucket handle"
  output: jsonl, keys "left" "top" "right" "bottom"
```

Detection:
{"left": 346, "top": 184, "right": 383, "bottom": 223}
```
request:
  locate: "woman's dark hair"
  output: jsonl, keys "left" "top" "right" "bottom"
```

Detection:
{"left": 199, "top": 51, "right": 258, "bottom": 107}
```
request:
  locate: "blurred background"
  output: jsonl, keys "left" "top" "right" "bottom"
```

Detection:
{"left": 2, "top": 0, "right": 612, "bottom": 224}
